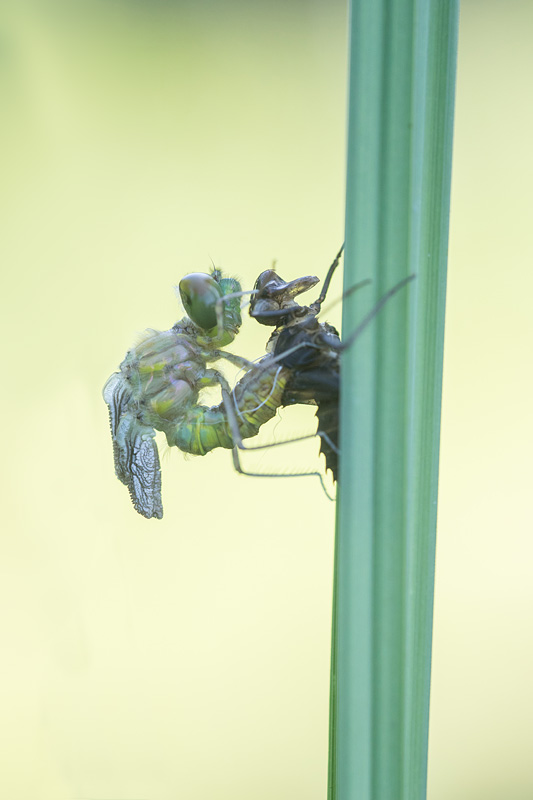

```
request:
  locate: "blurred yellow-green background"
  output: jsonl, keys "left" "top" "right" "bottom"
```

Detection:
{"left": 1, "top": 1, "right": 531, "bottom": 798}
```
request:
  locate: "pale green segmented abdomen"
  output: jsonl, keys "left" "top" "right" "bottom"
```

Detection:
{"left": 169, "top": 357, "right": 289, "bottom": 455}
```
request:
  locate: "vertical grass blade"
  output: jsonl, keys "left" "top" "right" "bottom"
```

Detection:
{"left": 328, "top": 2, "right": 459, "bottom": 799}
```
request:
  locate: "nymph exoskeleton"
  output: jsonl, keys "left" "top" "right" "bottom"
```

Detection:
{"left": 245, "top": 246, "right": 415, "bottom": 482}
{"left": 182, "top": 245, "right": 414, "bottom": 487}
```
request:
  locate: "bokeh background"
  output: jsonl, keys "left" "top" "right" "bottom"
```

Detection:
{"left": 1, "top": 1, "right": 531, "bottom": 798}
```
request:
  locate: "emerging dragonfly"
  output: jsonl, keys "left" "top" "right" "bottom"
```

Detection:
{"left": 104, "top": 250, "right": 413, "bottom": 518}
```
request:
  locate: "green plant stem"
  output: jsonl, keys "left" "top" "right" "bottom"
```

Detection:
{"left": 328, "top": 2, "right": 458, "bottom": 799}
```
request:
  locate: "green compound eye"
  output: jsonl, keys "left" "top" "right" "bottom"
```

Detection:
{"left": 179, "top": 272, "right": 223, "bottom": 331}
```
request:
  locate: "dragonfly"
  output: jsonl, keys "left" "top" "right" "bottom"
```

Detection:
{"left": 104, "top": 251, "right": 414, "bottom": 518}
{"left": 103, "top": 268, "right": 258, "bottom": 519}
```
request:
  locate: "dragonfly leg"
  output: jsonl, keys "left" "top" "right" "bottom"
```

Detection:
{"left": 338, "top": 274, "right": 416, "bottom": 352}
{"left": 228, "top": 436, "right": 336, "bottom": 501}
{"left": 312, "top": 242, "right": 345, "bottom": 309}
{"left": 218, "top": 367, "right": 336, "bottom": 499}
{"left": 210, "top": 349, "right": 255, "bottom": 371}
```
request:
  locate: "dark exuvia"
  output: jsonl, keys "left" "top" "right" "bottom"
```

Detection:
{"left": 249, "top": 245, "right": 345, "bottom": 481}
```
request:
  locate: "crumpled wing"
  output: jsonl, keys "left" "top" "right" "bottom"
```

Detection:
{"left": 103, "top": 372, "right": 163, "bottom": 519}
{"left": 103, "top": 372, "right": 133, "bottom": 485}
{"left": 116, "top": 414, "right": 163, "bottom": 519}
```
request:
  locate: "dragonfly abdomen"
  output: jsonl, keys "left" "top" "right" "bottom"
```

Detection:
{"left": 231, "top": 359, "right": 289, "bottom": 441}
{"left": 169, "top": 359, "right": 289, "bottom": 456}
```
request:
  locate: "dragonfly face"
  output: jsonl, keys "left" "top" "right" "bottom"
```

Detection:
{"left": 179, "top": 270, "right": 242, "bottom": 346}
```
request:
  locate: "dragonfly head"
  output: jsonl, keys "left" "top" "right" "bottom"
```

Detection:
{"left": 250, "top": 270, "right": 320, "bottom": 326}
{"left": 179, "top": 270, "right": 242, "bottom": 344}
